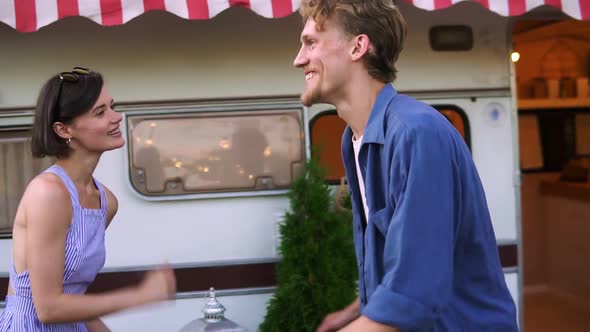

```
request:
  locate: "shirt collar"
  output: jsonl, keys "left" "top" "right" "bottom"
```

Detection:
{"left": 362, "top": 84, "right": 397, "bottom": 145}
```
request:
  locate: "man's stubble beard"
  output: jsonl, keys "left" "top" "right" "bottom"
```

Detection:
{"left": 300, "top": 82, "right": 322, "bottom": 107}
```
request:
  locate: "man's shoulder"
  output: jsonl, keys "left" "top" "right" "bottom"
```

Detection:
{"left": 385, "top": 94, "right": 445, "bottom": 134}
{"left": 389, "top": 93, "right": 429, "bottom": 108}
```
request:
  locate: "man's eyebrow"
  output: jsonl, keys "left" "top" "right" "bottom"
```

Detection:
{"left": 300, "top": 34, "right": 313, "bottom": 43}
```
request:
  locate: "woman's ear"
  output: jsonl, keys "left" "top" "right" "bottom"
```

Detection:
{"left": 53, "top": 122, "right": 71, "bottom": 141}
{"left": 351, "top": 34, "right": 371, "bottom": 62}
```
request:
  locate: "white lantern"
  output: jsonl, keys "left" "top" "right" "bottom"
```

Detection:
{"left": 179, "top": 288, "right": 248, "bottom": 332}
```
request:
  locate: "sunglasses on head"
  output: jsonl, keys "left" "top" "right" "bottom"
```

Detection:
{"left": 59, "top": 66, "right": 92, "bottom": 83}
{"left": 53, "top": 66, "right": 92, "bottom": 121}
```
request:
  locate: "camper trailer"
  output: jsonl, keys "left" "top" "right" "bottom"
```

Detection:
{"left": 1, "top": 0, "right": 589, "bottom": 331}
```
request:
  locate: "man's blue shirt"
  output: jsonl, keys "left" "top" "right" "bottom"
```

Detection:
{"left": 341, "top": 84, "right": 518, "bottom": 331}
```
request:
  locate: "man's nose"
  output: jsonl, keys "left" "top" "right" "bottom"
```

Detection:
{"left": 293, "top": 47, "right": 308, "bottom": 68}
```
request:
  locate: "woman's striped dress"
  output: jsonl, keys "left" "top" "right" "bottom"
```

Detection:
{"left": 0, "top": 165, "right": 108, "bottom": 331}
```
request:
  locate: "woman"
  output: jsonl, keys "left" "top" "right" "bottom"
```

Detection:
{"left": 0, "top": 67, "right": 176, "bottom": 331}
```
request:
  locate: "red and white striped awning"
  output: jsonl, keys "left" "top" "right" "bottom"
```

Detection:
{"left": 409, "top": 0, "right": 589, "bottom": 19}
{"left": 0, "top": 0, "right": 588, "bottom": 33}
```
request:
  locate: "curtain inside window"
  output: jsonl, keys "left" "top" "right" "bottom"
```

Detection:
{"left": 0, "top": 131, "right": 53, "bottom": 236}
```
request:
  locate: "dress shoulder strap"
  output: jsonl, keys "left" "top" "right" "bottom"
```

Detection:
{"left": 92, "top": 177, "right": 108, "bottom": 215}
{"left": 43, "top": 165, "right": 79, "bottom": 208}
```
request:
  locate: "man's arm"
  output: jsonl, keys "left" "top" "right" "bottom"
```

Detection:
{"left": 339, "top": 316, "right": 399, "bottom": 332}
{"left": 361, "top": 120, "right": 457, "bottom": 330}
{"left": 316, "top": 297, "right": 361, "bottom": 332}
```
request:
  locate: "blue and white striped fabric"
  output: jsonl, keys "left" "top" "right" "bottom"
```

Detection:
{"left": 0, "top": 165, "right": 108, "bottom": 331}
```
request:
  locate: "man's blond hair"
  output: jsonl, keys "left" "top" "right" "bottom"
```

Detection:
{"left": 300, "top": 0, "right": 407, "bottom": 83}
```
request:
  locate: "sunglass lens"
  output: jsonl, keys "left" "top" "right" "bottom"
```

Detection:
{"left": 72, "top": 67, "right": 91, "bottom": 75}
{"left": 60, "top": 72, "right": 78, "bottom": 82}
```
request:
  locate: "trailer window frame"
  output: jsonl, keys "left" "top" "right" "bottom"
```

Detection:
{"left": 124, "top": 104, "right": 306, "bottom": 201}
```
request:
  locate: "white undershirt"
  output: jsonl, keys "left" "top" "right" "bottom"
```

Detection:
{"left": 352, "top": 135, "right": 370, "bottom": 223}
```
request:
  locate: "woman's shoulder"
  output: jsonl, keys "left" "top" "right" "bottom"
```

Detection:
{"left": 20, "top": 172, "right": 74, "bottom": 231}
{"left": 23, "top": 172, "right": 71, "bottom": 206}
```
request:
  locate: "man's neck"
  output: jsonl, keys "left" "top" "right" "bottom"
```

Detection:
{"left": 335, "top": 78, "right": 386, "bottom": 139}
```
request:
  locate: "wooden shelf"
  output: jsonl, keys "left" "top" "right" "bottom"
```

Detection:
{"left": 519, "top": 98, "right": 590, "bottom": 110}
{"left": 540, "top": 180, "right": 590, "bottom": 203}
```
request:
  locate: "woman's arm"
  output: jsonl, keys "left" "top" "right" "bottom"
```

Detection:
{"left": 24, "top": 175, "right": 176, "bottom": 324}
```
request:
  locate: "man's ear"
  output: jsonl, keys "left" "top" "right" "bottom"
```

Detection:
{"left": 351, "top": 34, "right": 371, "bottom": 62}
{"left": 53, "top": 122, "right": 71, "bottom": 141}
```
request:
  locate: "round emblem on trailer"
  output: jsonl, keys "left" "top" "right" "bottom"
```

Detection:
{"left": 483, "top": 102, "right": 507, "bottom": 127}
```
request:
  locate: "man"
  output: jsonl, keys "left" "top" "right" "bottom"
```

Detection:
{"left": 292, "top": 1, "right": 518, "bottom": 331}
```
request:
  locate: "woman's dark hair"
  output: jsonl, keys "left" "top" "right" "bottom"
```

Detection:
{"left": 31, "top": 69, "right": 103, "bottom": 159}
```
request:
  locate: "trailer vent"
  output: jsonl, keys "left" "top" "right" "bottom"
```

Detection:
{"left": 429, "top": 25, "right": 473, "bottom": 51}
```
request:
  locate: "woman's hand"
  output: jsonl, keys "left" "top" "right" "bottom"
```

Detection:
{"left": 137, "top": 266, "right": 177, "bottom": 303}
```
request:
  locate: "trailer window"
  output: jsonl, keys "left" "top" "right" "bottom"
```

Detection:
{"left": 310, "top": 106, "right": 470, "bottom": 184}
{"left": 127, "top": 109, "right": 305, "bottom": 197}
{"left": 309, "top": 110, "right": 346, "bottom": 183}
{"left": 0, "top": 130, "right": 53, "bottom": 238}
{"left": 437, "top": 107, "right": 470, "bottom": 147}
